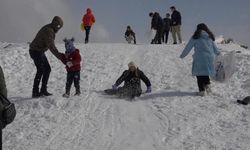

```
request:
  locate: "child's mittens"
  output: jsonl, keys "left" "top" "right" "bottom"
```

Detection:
{"left": 66, "top": 61, "right": 73, "bottom": 68}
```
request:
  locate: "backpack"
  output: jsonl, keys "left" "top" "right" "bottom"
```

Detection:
{"left": 0, "top": 94, "right": 16, "bottom": 129}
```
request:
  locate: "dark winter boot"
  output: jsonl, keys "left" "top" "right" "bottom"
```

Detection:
{"left": 75, "top": 89, "right": 81, "bottom": 96}
{"left": 32, "top": 89, "right": 41, "bottom": 98}
{"left": 40, "top": 87, "right": 52, "bottom": 97}
{"left": 32, "top": 87, "right": 41, "bottom": 98}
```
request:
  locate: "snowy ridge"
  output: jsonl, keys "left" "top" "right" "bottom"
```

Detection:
{"left": 1, "top": 43, "right": 250, "bottom": 150}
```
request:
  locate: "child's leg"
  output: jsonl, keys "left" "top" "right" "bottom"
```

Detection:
{"left": 66, "top": 72, "right": 74, "bottom": 94}
{"left": 73, "top": 71, "right": 81, "bottom": 94}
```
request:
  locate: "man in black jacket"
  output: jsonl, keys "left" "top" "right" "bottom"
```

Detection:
{"left": 170, "top": 6, "right": 182, "bottom": 44}
{"left": 111, "top": 62, "right": 151, "bottom": 98}
{"left": 149, "top": 12, "right": 163, "bottom": 44}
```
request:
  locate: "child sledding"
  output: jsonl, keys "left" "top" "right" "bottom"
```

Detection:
{"left": 105, "top": 62, "right": 151, "bottom": 99}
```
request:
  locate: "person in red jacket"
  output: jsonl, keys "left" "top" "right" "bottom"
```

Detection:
{"left": 61, "top": 38, "right": 82, "bottom": 98}
{"left": 82, "top": 8, "right": 96, "bottom": 44}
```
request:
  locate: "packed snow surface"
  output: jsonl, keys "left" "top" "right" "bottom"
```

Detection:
{"left": 0, "top": 42, "right": 250, "bottom": 150}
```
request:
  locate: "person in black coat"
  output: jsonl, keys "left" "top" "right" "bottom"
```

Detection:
{"left": 149, "top": 12, "right": 163, "bottom": 44}
{"left": 125, "top": 26, "right": 136, "bottom": 44}
{"left": 162, "top": 13, "right": 171, "bottom": 44}
{"left": 112, "top": 62, "right": 152, "bottom": 98}
{"left": 170, "top": 6, "right": 182, "bottom": 44}
{"left": 0, "top": 65, "right": 7, "bottom": 150}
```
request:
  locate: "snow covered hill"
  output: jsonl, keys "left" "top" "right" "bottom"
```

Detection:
{"left": 0, "top": 42, "right": 250, "bottom": 150}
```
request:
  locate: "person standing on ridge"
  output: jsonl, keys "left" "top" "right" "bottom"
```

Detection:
{"left": 149, "top": 12, "right": 163, "bottom": 44}
{"left": 162, "top": 13, "right": 171, "bottom": 44}
{"left": 170, "top": 6, "right": 182, "bottom": 44}
{"left": 82, "top": 8, "right": 96, "bottom": 44}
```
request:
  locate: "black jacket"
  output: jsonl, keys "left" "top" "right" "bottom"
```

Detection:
{"left": 125, "top": 30, "right": 136, "bottom": 43}
{"left": 151, "top": 13, "right": 163, "bottom": 31}
{"left": 125, "top": 30, "right": 135, "bottom": 38}
{"left": 115, "top": 69, "right": 151, "bottom": 87}
{"left": 170, "top": 10, "right": 181, "bottom": 26}
{"left": 163, "top": 18, "right": 171, "bottom": 31}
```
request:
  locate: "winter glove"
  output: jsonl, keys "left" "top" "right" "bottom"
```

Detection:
{"left": 112, "top": 84, "right": 118, "bottom": 90}
{"left": 146, "top": 86, "right": 152, "bottom": 93}
{"left": 66, "top": 61, "right": 73, "bottom": 68}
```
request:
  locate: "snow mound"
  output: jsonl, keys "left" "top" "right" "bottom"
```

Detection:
{"left": 0, "top": 43, "right": 250, "bottom": 150}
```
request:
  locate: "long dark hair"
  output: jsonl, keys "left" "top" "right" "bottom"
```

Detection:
{"left": 192, "top": 23, "right": 215, "bottom": 41}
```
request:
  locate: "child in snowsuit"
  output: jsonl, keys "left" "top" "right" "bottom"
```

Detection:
{"left": 180, "top": 23, "right": 220, "bottom": 96}
{"left": 111, "top": 62, "right": 151, "bottom": 99}
{"left": 82, "top": 8, "right": 96, "bottom": 44}
{"left": 125, "top": 26, "right": 136, "bottom": 44}
{"left": 61, "top": 38, "right": 82, "bottom": 98}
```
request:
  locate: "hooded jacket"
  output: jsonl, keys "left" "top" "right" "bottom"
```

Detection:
{"left": 82, "top": 8, "right": 96, "bottom": 27}
{"left": 29, "top": 16, "right": 63, "bottom": 59}
{"left": 180, "top": 31, "right": 220, "bottom": 76}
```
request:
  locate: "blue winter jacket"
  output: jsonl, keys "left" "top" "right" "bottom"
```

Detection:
{"left": 180, "top": 31, "right": 220, "bottom": 76}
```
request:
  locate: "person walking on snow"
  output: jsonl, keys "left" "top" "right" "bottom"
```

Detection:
{"left": 82, "top": 8, "right": 96, "bottom": 44}
{"left": 61, "top": 38, "right": 82, "bottom": 98}
{"left": 29, "top": 16, "right": 64, "bottom": 98}
{"left": 180, "top": 23, "right": 220, "bottom": 96}
{"left": 110, "top": 62, "right": 152, "bottom": 99}
{"left": 170, "top": 6, "right": 182, "bottom": 44}
{"left": 125, "top": 26, "right": 136, "bottom": 44}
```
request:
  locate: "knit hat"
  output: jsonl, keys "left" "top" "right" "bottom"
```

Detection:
{"left": 63, "top": 37, "right": 76, "bottom": 53}
{"left": 128, "top": 61, "right": 137, "bottom": 68}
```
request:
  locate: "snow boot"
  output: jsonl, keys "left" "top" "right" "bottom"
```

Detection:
{"left": 63, "top": 92, "right": 70, "bottom": 98}
{"left": 197, "top": 91, "right": 205, "bottom": 96}
{"left": 205, "top": 84, "right": 212, "bottom": 93}
{"left": 75, "top": 89, "right": 81, "bottom": 96}
{"left": 40, "top": 89, "right": 52, "bottom": 97}
{"left": 32, "top": 88, "right": 41, "bottom": 98}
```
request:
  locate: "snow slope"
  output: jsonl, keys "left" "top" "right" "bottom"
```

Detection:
{"left": 0, "top": 42, "right": 250, "bottom": 150}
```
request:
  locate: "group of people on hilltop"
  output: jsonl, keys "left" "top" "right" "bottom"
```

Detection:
{"left": 149, "top": 6, "right": 182, "bottom": 44}
{"left": 124, "top": 6, "right": 182, "bottom": 45}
